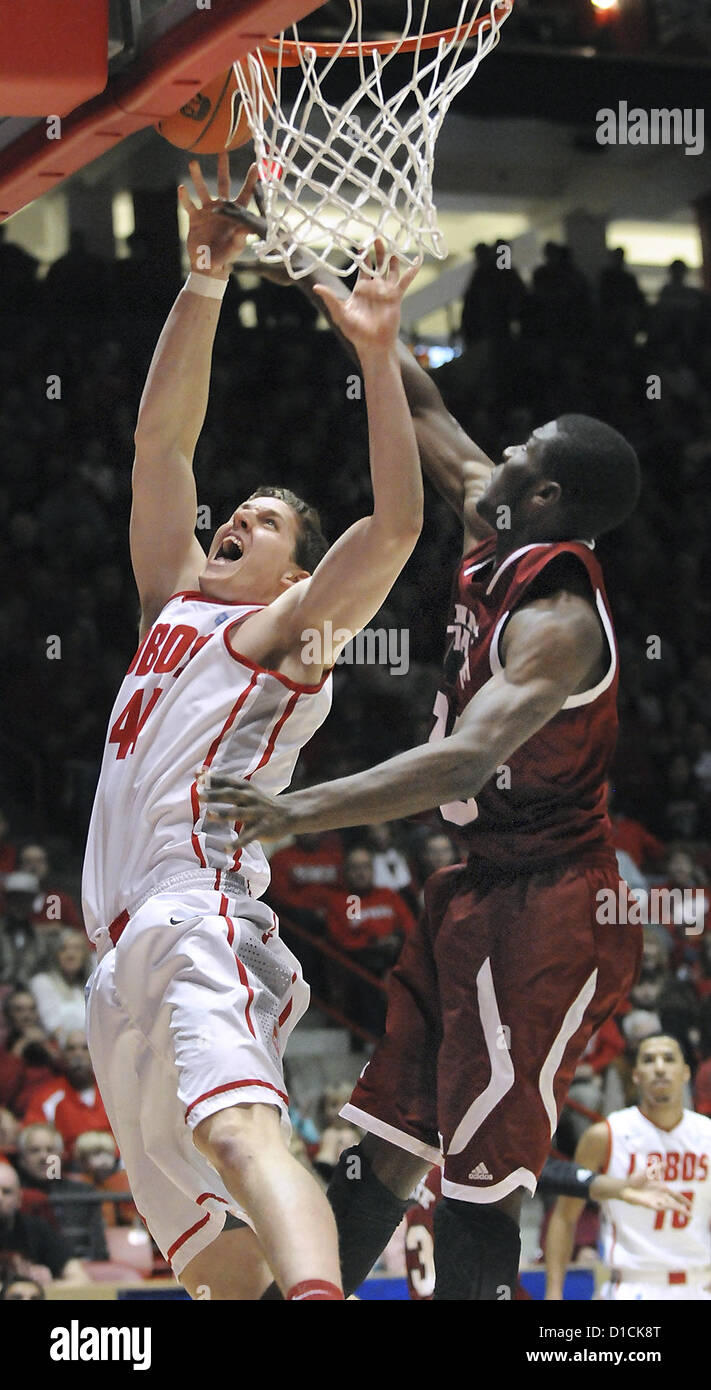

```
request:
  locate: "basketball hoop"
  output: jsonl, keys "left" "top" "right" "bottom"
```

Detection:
{"left": 231, "top": 2, "right": 514, "bottom": 279}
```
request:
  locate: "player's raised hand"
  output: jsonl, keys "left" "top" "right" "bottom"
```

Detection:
{"left": 178, "top": 153, "right": 260, "bottom": 276}
{"left": 312, "top": 239, "right": 420, "bottom": 354}
{"left": 198, "top": 774, "right": 294, "bottom": 846}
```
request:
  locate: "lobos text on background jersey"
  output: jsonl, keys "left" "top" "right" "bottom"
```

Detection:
{"left": 600, "top": 1106, "right": 711, "bottom": 1285}
{"left": 430, "top": 536, "right": 619, "bottom": 867}
{"left": 82, "top": 593, "right": 332, "bottom": 940}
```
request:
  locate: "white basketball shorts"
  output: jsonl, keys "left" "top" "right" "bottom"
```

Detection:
{"left": 85, "top": 883, "right": 308, "bottom": 1277}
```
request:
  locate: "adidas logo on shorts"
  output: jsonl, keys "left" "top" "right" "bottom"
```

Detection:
{"left": 468, "top": 1162, "right": 493, "bottom": 1181}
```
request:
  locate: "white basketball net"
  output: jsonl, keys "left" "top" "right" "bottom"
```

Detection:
{"left": 234, "top": 1, "right": 514, "bottom": 279}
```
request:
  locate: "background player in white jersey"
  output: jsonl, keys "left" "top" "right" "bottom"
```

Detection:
{"left": 545, "top": 1035, "right": 711, "bottom": 1300}
{"left": 82, "top": 153, "right": 423, "bottom": 1302}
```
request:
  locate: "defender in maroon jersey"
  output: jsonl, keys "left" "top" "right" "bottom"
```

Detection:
{"left": 200, "top": 282, "right": 642, "bottom": 1298}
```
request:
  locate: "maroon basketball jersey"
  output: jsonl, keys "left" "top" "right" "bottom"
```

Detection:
{"left": 430, "top": 536, "right": 618, "bottom": 867}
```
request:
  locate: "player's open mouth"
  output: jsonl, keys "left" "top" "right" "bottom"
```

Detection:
{"left": 213, "top": 535, "right": 245, "bottom": 564}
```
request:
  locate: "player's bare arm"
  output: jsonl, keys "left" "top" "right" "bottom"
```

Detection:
{"left": 222, "top": 201, "right": 495, "bottom": 547}
{"left": 233, "top": 244, "right": 424, "bottom": 681}
{"left": 397, "top": 353, "right": 496, "bottom": 548}
{"left": 201, "top": 585, "right": 604, "bottom": 838}
{"left": 130, "top": 155, "right": 258, "bottom": 634}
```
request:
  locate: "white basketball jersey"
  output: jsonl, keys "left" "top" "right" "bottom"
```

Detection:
{"left": 82, "top": 592, "right": 332, "bottom": 941}
{"left": 600, "top": 1105, "right": 711, "bottom": 1271}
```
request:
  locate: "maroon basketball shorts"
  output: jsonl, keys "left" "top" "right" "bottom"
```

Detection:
{"left": 342, "top": 855, "right": 642, "bottom": 1203}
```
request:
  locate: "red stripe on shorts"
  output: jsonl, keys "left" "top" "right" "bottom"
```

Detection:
{"left": 109, "top": 908, "right": 130, "bottom": 946}
{"left": 234, "top": 953, "right": 256, "bottom": 1037}
{"left": 217, "top": 894, "right": 234, "bottom": 946}
{"left": 278, "top": 998, "right": 292, "bottom": 1028}
{"left": 166, "top": 1211, "right": 211, "bottom": 1261}
{"left": 184, "top": 1078, "right": 288, "bottom": 1122}
{"left": 196, "top": 1192, "right": 228, "bottom": 1206}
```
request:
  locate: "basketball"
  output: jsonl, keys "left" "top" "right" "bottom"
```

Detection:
{"left": 155, "top": 64, "right": 253, "bottom": 154}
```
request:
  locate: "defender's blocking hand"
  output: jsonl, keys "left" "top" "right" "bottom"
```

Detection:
{"left": 198, "top": 774, "right": 296, "bottom": 846}
{"left": 312, "top": 240, "right": 420, "bottom": 354}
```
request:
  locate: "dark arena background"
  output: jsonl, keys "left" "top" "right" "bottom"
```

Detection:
{"left": 0, "top": 0, "right": 710, "bottom": 1352}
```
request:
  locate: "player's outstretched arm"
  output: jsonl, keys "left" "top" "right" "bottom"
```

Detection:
{"left": 287, "top": 265, "right": 495, "bottom": 547}
{"left": 273, "top": 243, "right": 424, "bottom": 654}
{"left": 221, "top": 202, "right": 495, "bottom": 546}
{"left": 544, "top": 1123, "right": 608, "bottom": 1301}
{"left": 200, "top": 585, "right": 603, "bottom": 839}
{"left": 130, "top": 155, "right": 257, "bottom": 632}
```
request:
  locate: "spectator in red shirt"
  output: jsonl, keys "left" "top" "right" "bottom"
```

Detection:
{"left": 268, "top": 831, "right": 344, "bottom": 921}
{"left": 319, "top": 845, "right": 415, "bottom": 1034}
{"left": 23, "top": 1029, "right": 111, "bottom": 1156}
{"left": 0, "top": 990, "right": 61, "bottom": 1116}
{"left": 321, "top": 845, "right": 415, "bottom": 959}
{"left": 268, "top": 832, "right": 345, "bottom": 1000}
{"left": 17, "top": 844, "right": 82, "bottom": 931}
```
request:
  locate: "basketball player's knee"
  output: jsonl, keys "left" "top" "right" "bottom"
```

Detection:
{"left": 193, "top": 1103, "right": 281, "bottom": 1178}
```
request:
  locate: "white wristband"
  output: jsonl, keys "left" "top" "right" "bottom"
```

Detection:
{"left": 184, "top": 271, "right": 228, "bottom": 300}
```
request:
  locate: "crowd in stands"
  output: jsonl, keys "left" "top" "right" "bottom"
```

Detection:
{"left": 0, "top": 227, "right": 710, "bottom": 1286}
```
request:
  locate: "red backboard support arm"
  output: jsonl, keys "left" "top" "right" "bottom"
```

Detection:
{"left": 0, "top": 0, "right": 325, "bottom": 220}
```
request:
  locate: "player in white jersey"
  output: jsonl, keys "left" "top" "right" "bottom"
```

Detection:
{"left": 545, "top": 1034, "right": 711, "bottom": 1299}
{"left": 82, "top": 153, "right": 423, "bottom": 1302}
